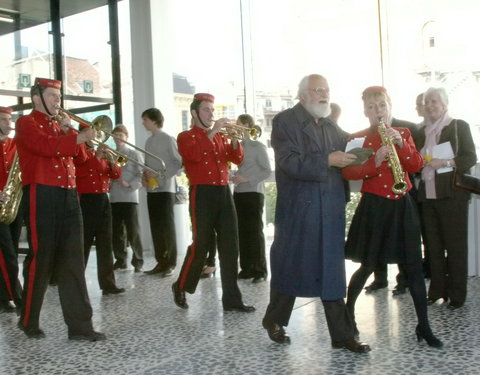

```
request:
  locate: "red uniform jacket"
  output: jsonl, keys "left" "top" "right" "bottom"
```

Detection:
{"left": 177, "top": 125, "right": 244, "bottom": 186}
{"left": 342, "top": 126, "right": 423, "bottom": 200}
{"left": 15, "top": 110, "right": 88, "bottom": 189}
{"left": 75, "top": 148, "right": 121, "bottom": 194}
{"left": 0, "top": 138, "right": 17, "bottom": 190}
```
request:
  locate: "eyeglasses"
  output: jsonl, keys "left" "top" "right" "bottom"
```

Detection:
{"left": 306, "top": 87, "right": 330, "bottom": 95}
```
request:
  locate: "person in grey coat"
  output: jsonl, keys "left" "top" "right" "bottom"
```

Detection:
{"left": 141, "top": 108, "right": 182, "bottom": 277}
{"left": 262, "top": 74, "right": 370, "bottom": 353}
{"left": 109, "top": 124, "right": 144, "bottom": 272}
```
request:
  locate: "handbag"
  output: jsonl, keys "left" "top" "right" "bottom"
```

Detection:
{"left": 452, "top": 120, "right": 480, "bottom": 195}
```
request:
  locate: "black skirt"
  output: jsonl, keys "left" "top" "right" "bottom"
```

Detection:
{"left": 345, "top": 192, "right": 422, "bottom": 266}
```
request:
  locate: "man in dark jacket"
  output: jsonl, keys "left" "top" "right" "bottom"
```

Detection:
{"left": 262, "top": 74, "right": 370, "bottom": 353}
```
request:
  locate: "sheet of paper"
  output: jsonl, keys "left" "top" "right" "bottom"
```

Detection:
{"left": 432, "top": 141, "right": 454, "bottom": 173}
{"left": 345, "top": 137, "right": 365, "bottom": 152}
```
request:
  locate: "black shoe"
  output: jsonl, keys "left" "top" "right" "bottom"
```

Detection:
{"left": 427, "top": 297, "right": 448, "bottom": 305}
{"left": 392, "top": 285, "right": 407, "bottom": 296}
{"left": 144, "top": 264, "right": 165, "bottom": 275}
{"left": 68, "top": 330, "right": 106, "bottom": 342}
{"left": 113, "top": 260, "right": 127, "bottom": 270}
{"left": 238, "top": 270, "right": 253, "bottom": 279}
{"left": 200, "top": 266, "right": 216, "bottom": 279}
{"left": 447, "top": 301, "right": 464, "bottom": 310}
{"left": 172, "top": 281, "right": 188, "bottom": 309}
{"left": 252, "top": 275, "right": 267, "bottom": 283}
{"left": 134, "top": 266, "right": 143, "bottom": 273}
{"left": 332, "top": 338, "right": 371, "bottom": 353}
{"left": 415, "top": 325, "right": 443, "bottom": 348}
{"left": 262, "top": 319, "right": 290, "bottom": 344}
{"left": 161, "top": 267, "right": 175, "bottom": 278}
{"left": 18, "top": 322, "right": 46, "bottom": 339}
{"left": 223, "top": 304, "right": 256, "bottom": 313}
{"left": 364, "top": 281, "right": 388, "bottom": 293}
{"left": 102, "top": 287, "right": 126, "bottom": 295}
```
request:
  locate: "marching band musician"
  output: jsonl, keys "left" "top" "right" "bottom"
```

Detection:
{"left": 15, "top": 77, "right": 106, "bottom": 341}
{"left": 171, "top": 93, "right": 255, "bottom": 312}
{"left": 0, "top": 106, "right": 23, "bottom": 313}
{"left": 342, "top": 86, "right": 442, "bottom": 347}
{"left": 74, "top": 141, "right": 126, "bottom": 295}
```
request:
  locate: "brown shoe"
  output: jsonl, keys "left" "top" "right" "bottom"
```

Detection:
{"left": 262, "top": 319, "right": 290, "bottom": 344}
{"left": 332, "top": 338, "right": 371, "bottom": 353}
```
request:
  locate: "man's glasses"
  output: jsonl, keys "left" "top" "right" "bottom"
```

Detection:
{"left": 306, "top": 87, "right": 329, "bottom": 95}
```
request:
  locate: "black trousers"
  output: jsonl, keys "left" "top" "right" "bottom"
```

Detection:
{"left": 233, "top": 192, "right": 267, "bottom": 278}
{"left": 263, "top": 288, "right": 355, "bottom": 344}
{"left": 20, "top": 185, "right": 93, "bottom": 333}
{"left": 421, "top": 198, "right": 469, "bottom": 304}
{"left": 0, "top": 204, "right": 23, "bottom": 306}
{"left": 176, "top": 185, "right": 243, "bottom": 307}
{"left": 204, "top": 231, "right": 217, "bottom": 267}
{"left": 147, "top": 192, "right": 177, "bottom": 268}
{"left": 372, "top": 264, "right": 408, "bottom": 287}
{"left": 111, "top": 202, "right": 144, "bottom": 268}
{"left": 80, "top": 193, "right": 117, "bottom": 290}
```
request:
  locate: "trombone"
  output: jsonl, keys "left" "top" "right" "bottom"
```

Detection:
{"left": 55, "top": 106, "right": 166, "bottom": 177}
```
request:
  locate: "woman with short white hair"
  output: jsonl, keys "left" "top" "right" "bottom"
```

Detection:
{"left": 416, "top": 87, "right": 477, "bottom": 309}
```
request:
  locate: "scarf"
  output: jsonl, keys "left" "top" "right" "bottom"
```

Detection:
{"left": 420, "top": 111, "right": 453, "bottom": 199}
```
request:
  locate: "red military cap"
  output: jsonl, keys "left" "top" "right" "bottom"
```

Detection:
{"left": 34, "top": 77, "right": 62, "bottom": 90}
{"left": 362, "top": 86, "right": 387, "bottom": 100}
{"left": 0, "top": 107, "right": 13, "bottom": 114}
{"left": 193, "top": 93, "right": 215, "bottom": 103}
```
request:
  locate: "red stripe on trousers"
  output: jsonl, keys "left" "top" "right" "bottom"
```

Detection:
{"left": 22, "top": 184, "right": 38, "bottom": 326}
{"left": 0, "top": 250, "right": 13, "bottom": 300}
{"left": 179, "top": 185, "right": 197, "bottom": 290}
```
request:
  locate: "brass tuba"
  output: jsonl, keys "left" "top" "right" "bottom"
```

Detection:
{"left": 377, "top": 119, "right": 408, "bottom": 194}
{"left": 0, "top": 152, "right": 23, "bottom": 224}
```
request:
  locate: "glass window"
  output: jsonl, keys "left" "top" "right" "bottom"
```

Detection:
{"left": 0, "top": 22, "right": 53, "bottom": 110}
{"left": 170, "top": 0, "right": 244, "bottom": 134}
{"left": 249, "top": 0, "right": 379, "bottom": 134}
{"left": 181, "top": 110, "right": 189, "bottom": 131}
{"left": 383, "top": 0, "right": 480, "bottom": 145}
{"left": 62, "top": 6, "right": 115, "bottom": 122}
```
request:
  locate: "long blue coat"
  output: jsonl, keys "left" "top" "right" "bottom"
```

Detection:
{"left": 270, "top": 103, "right": 348, "bottom": 300}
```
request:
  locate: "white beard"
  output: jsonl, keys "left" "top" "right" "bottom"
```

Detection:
{"left": 305, "top": 102, "right": 331, "bottom": 119}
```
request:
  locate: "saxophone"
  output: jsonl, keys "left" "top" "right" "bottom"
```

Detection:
{"left": 377, "top": 120, "right": 408, "bottom": 194}
{"left": 0, "top": 152, "right": 23, "bottom": 225}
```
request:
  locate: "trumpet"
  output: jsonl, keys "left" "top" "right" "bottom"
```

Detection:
{"left": 221, "top": 122, "right": 261, "bottom": 140}
{"left": 55, "top": 106, "right": 166, "bottom": 177}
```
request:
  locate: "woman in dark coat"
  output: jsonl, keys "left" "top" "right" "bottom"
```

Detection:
{"left": 416, "top": 87, "right": 477, "bottom": 309}
{"left": 343, "top": 86, "right": 442, "bottom": 348}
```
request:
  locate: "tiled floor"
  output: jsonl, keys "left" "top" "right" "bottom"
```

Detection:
{"left": 2, "top": 245, "right": 480, "bottom": 375}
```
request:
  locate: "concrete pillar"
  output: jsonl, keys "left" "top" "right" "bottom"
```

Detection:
{"left": 129, "top": 0, "right": 190, "bottom": 256}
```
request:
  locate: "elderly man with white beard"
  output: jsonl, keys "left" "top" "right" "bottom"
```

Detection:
{"left": 262, "top": 74, "right": 371, "bottom": 353}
